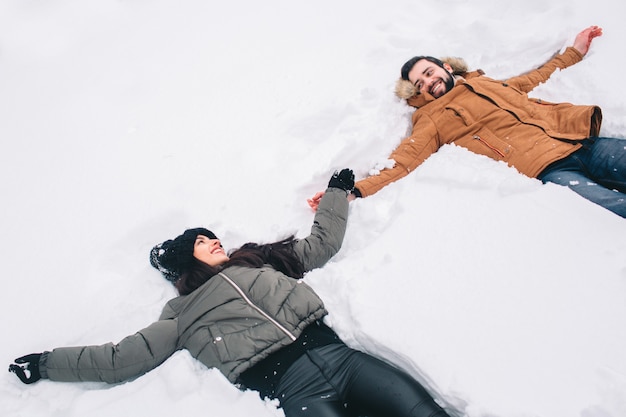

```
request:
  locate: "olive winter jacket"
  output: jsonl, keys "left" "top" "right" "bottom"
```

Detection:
{"left": 355, "top": 47, "right": 602, "bottom": 197}
{"left": 39, "top": 187, "right": 349, "bottom": 384}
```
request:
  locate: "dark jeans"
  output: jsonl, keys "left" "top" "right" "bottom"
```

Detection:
{"left": 273, "top": 344, "right": 450, "bottom": 417}
{"left": 538, "top": 137, "right": 626, "bottom": 217}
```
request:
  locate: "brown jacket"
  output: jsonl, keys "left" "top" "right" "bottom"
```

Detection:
{"left": 355, "top": 47, "right": 602, "bottom": 197}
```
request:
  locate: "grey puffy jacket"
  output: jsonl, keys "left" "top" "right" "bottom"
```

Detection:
{"left": 39, "top": 187, "right": 349, "bottom": 384}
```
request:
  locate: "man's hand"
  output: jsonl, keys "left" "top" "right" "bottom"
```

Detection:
{"left": 307, "top": 169, "right": 355, "bottom": 211}
{"left": 573, "top": 25, "right": 603, "bottom": 56}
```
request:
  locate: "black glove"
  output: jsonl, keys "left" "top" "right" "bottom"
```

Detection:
{"left": 9, "top": 353, "right": 42, "bottom": 384}
{"left": 328, "top": 168, "right": 355, "bottom": 192}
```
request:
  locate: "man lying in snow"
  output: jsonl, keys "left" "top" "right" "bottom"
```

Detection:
{"left": 310, "top": 26, "right": 626, "bottom": 217}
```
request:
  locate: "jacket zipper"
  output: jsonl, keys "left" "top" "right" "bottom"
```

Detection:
{"left": 472, "top": 135, "right": 505, "bottom": 158}
{"left": 218, "top": 272, "right": 297, "bottom": 341}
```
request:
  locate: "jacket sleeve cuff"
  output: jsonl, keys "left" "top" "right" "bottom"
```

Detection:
{"left": 38, "top": 351, "right": 51, "bottom": 379}
{"left": 562, "top": 46, "right": 584, "bottom": 65}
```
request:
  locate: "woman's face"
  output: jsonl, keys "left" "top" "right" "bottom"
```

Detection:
{"left": 193, "top": 235, "right": 230, "bottom": 266}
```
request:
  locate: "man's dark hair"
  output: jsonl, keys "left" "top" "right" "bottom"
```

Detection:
{"left": 400, "top": 56, "right": 446, "bottom": 80}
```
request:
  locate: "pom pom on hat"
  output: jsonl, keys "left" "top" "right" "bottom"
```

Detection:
{"left": 150, "top": 228, "right": 217, "bottom": 282}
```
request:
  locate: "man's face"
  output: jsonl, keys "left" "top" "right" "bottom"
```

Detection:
{"left": 407, "top": 59, "right": 455, "bottom": 98}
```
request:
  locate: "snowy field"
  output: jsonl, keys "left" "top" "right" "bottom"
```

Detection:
{"left": 1, "top": 1, "right": 625, "bottom": 416}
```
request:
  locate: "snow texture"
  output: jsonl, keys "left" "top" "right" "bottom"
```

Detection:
{"left": 1, "top": 1, "right": 625, "bottom": 416}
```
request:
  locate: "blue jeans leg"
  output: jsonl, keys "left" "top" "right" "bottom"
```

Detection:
{"left": 537, "top": 137, "right": 626, "bottom": 218}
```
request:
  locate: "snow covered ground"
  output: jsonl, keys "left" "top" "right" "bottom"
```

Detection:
{"left": 1, "top": 1, "right": 625, "bottom": 416}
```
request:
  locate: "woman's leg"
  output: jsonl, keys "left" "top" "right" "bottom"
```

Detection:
{"left": 275, "top": 344, "right": 450, "bottom": 417}
{"left": 301, "top": 344, "right": 450, "bottom": 417}
{"left": 281, "top": 400, "right": 349, "bottom": 417}
{"left": 331, "top": 349, "right": 450, "bottom": 417}
{"left": 274, "top": 346, "right": 350, "bottom": 417}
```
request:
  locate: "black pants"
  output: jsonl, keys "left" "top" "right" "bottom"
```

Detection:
{"left": 273, "top": 344, "right": 450, "bottom": 417}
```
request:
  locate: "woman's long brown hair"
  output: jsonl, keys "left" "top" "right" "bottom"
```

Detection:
{"left": 175, "top": 235, "right": 305, "bottom": 296}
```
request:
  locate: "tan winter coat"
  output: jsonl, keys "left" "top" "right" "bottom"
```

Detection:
{"left": 355, "top": 47, "right": 602, "bottom": 197}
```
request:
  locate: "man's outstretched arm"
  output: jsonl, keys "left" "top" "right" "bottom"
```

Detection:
{"left": 506, "top": 26, "right": 602, "bottom": 92}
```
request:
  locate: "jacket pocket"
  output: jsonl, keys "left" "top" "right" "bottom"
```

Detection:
{"left": 207, "top": 323, "right": 231, "bottom": 362}
{"left": 189, "top": 324, "right": 230, "bottom": 366}
{"left": 457, "top": 127, "right": 512, "bottom": 160}
{"left": 203, "top": 322, "right": 268, "bottom": 364}
{"left": 180, "top": 327, "right": 221, "bottom": 372}
{"left": 445, "top": 104, "right": 475, "bottom": 126}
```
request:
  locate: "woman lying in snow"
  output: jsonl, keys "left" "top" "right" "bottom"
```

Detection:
{"left": 9, "top": 169, "right": 450, "bottom": 417}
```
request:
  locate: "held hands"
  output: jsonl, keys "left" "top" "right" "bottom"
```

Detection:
{"left": 573, "top": 25, "right": 602, "bottom": 56}
{"left": 307, "top": 191, "right": 325, "bottom": 211}
{"left": 328, "top": 168, "right": 355, "bottom": 192}
{"left": 8, "top": 353, "right": 42, "bottom": 384}
{"left": 307, "top": 169, "right": 355, "bottom": 211}
{"left": 308, "top": 191, "right": 356, "bottom": 211}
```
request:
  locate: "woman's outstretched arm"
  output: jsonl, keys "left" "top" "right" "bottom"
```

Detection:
{"left": 294, "top": 169, "right": 353, "bottom": 272}
{"left": 12, "top": 318, "right": 179, "bottom": 384}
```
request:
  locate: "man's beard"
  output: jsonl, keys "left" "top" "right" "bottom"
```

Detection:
{"left": 436, "top": 70, "right": 455, "bottom": 97}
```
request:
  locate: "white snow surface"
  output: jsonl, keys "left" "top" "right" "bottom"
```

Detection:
{"left": 1, "top": 1, "right": 626, "bottom": 416}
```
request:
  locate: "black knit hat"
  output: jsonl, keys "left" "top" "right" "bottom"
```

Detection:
{"left": 150, "top": 228, "right": 218, "bottom": 282}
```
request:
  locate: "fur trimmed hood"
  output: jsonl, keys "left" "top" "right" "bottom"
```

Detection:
{"left": 395, "top": 56, "right": 483, "bottom": 100}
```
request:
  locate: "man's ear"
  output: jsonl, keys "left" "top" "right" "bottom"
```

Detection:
{"left": 443, "top": 62, "right": 454, "bottom": 73}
